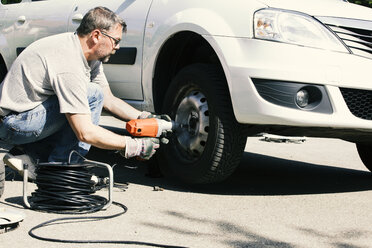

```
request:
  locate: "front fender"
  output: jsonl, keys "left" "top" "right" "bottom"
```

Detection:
{"left": 142, "top": 0, "right": 267, "bottom": 107}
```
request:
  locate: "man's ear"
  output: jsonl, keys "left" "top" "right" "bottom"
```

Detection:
{"left": 91, "top": 29, "right": 101, "bottom": 44}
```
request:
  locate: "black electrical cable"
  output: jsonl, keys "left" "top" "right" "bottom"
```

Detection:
{"left": 27, "top": 162, "right": 188, "bottom": 248}
{"left": 30, "top": 163, "right": 106, "bottom": 214}
{"left": 28, "top": 201, "right": 187, "bottom": 248}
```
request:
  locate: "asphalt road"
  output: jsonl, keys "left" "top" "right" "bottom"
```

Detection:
{"left": 1, "top": 116, "right": 372, "bottom": 248}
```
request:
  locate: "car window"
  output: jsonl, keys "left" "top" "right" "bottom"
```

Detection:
{"left": 1, "top": 0, "right": 22, "bottom": 4}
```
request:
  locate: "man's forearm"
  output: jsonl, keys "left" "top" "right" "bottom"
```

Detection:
{"left": 102, "top": 86, "right": 142, "bottom": 121}
{"left": 83, "top": 124, "right": 128, "bottom": 150}
{"left": 66, "top": 113, "right": 127, "bottom": 150}
{"left": 104, "top": 96, "right": 142, "bottom": 121}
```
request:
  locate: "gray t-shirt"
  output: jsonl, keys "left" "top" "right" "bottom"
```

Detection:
{"left": 0, "top": 32, "right": 108, "bottom": 115}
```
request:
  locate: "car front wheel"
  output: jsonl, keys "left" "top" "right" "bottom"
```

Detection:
{"left": 159, "top": 63, "right": 247, "bottom": 184}
{"left": 0, "top": 161, "right": 4, "bottom": 198}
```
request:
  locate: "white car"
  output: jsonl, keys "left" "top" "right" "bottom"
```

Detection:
{"left": 0, "top": 0, "right": 372, "bottom": 184}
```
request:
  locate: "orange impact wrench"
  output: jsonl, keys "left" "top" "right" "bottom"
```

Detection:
{"left": 126, "top": 118, "right": 176, "bottom": 138}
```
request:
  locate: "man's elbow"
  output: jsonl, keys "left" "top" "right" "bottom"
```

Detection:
{"left": 76, "top": 129, "right": 95, "bottom": 144}
{"left": 103, "top": 99, "right": 114, "bottom": 113}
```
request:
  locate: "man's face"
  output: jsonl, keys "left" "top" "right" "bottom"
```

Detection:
{"left": 96, "top": 24, "right": 123, "bottom": 63}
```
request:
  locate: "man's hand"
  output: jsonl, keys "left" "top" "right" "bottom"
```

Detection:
{"left": 121, "top": 137, "right": 160, "bottom": 160}
{"left": 136, "top": 112, "right": 172, "bottom": 144}
{"left": 137, "top": 111, "right": 152, "bottom": 119}
{"left": 138, "top": 111, "right": 171, "bottom": 122}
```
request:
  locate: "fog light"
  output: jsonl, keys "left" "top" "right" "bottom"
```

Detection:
{"left": 296, "top": 89, "right": 309, "bottom": 108}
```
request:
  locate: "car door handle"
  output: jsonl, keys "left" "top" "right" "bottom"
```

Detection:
{"left": 71, "top": 13, "right": 83, "bottom": 22}
{"left": 17, "top": 16, "right": 26, "bottom": 23}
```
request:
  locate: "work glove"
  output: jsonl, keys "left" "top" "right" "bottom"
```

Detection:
{"left": 138, "top": 111, "right": 171, "bottom": 122}
{"left": 137, "top": 111, "right": 152, "bottom": 119}
{"left": 152, "top": 113, "right": 173, "bottom": 143}
{"left": 148, "top": 114, "right": 172, "bottom": 122}
{"left": 120, "top": 136, "right": 160, "bottom": 160}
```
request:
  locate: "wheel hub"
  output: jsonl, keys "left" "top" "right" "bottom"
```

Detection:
{"left": 187, "top": 112, "right": 198, "bottom": 135}
{"left": 175, "top": 91, "right": 209, "bottom": 159}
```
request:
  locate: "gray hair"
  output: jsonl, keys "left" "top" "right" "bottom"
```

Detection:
{"left": 76, "top": 6, "right": 127, "bottom": 36}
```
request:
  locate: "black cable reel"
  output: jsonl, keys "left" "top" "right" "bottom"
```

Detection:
{"left": 22, "top": 150, "right": 114, "bottom": 213}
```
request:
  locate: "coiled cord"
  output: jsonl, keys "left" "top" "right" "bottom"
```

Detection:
{"left": 30, "top": 163, "right": 106, "bottom": 214}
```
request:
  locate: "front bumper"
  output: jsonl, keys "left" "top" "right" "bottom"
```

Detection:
{"left": 204, "top": 36, "right": 372, "bottom": 133}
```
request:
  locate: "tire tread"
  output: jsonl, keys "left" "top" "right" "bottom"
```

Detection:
{"left": 0, "top": 162, "right": 5, "bottom": 198}
{"left": 195, "top": 64, "right": 246, "bottom": 183}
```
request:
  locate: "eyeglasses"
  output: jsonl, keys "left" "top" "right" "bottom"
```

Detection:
{"left": 101, "top": 31, "right": 121, "bottom": 47}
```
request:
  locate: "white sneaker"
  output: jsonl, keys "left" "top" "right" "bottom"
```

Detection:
{"left": 3, "top": 153, "right": 37, "bottom": 181}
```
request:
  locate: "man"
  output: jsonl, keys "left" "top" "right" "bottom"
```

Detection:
{"left": 0, "top": 7, "right": 160, "bottom": 180}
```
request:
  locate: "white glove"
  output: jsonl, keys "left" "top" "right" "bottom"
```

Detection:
{"left": 121, "top": 137, "right": 160, "bottom": 160}
{"left": 137, "top": 111, "right": 171, "bottom": 122}
{"left": 137, "top": 111, "right": 152, "bottom": 119}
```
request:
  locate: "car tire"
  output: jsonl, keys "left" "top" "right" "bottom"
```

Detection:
{"left": 0, "top": 59, "right": 7, "bottom": 84}
{"left": 159, "top": 63, "right": 247, "bottom": 184}
{"left": 356, "top": 143, "right": 372, "bottom": 173}
{"left": 0, "top": 161, "right": 4, "bottom": 198}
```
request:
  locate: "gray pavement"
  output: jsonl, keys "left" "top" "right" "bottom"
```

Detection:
{"left": 1, "top": 116, "right": 372, "bottom": 248}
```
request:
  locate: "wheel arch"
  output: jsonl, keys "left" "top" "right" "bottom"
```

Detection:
{"left": 0, "top": 53, "right": 8, "bottom": 83}
{"left": 152, "top": 31, "right": 229, "bottom": 113}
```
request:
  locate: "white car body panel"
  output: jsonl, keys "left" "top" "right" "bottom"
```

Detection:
{"left": 1, "top": 0, "right": 76, "bottom": 67}
{"left": 142, "top": 0, "right": 266, "bottom": 110}
{"left": 209, "top": 36, "right": 372, "bottom": 126}
{"left": 141, "top": 0, "right": 372, "bottom": 131}
{"left": 259, "top": 0, "right": 372, "bottom": 19}
{"left": 1, "top": 0, "right": 372, "bottom": 136}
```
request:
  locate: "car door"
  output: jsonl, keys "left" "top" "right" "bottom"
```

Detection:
{"left": 0, "top": 0, "right": 27, "bottom": 67}
{"left": 12, "top": 0, "right": 77, "bottom": 56}
{"left": 67, "top": 0, "right": 153, "bottom": 101}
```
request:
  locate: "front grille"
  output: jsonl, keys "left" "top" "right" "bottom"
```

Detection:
{"left": 340, "top": 88, "right": 372, "bottom": 120}
{"left": 317, "top": 16, "right": 372, "bottom": 59}
{"left": 327, "top": 25, "right": 372, "bottom": 59}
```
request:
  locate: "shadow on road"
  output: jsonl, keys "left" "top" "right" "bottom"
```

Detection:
{"left": 200, "top": 151, "right": 372, "bottom": 195}
{"left": 143, "top": 210, "right": 297, "bottom": 248}
{"left": 86, "top": 147, "right": 372, "bottom": 196}
{"left": 142, "top": 210, "right": 371, "bottom": 248}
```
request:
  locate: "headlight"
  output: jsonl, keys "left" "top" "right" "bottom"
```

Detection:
{"left": 254, "top": 9, "right": 348, "bottom": 52}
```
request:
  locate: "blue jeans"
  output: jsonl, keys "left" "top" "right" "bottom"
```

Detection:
{"left": 0, "top": 83, "right": 104, "bottom": 163}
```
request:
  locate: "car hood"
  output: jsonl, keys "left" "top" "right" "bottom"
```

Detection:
{"left": 256, "top": 0, "right": 372, "bottom": 20}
